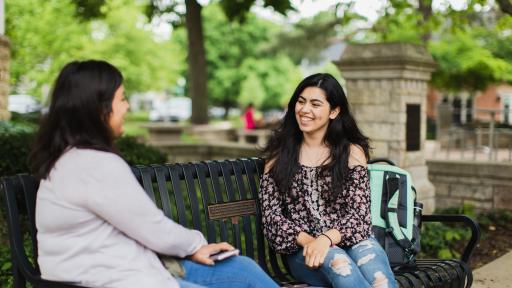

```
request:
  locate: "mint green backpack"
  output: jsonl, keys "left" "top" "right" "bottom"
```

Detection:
{"left": 368, "top": 159, "right": 422, "bottom": 267}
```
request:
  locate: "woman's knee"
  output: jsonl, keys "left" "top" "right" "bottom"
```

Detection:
{"left": 325, "top": 252, "right": 353, "bottom": 276}
{"left": 224, "top": 255, "right": 265, "bottom": 275}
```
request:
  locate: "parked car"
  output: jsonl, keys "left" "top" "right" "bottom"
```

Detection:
{"left": 149, "top": 97, "right": 191, "bottom": 122}
{"left": 8, "top": 94, "right": 43, "bottom": 114}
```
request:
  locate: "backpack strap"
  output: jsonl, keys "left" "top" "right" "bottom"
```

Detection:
{"left": 382, "top": 172, "right": 419, "bottom": 261}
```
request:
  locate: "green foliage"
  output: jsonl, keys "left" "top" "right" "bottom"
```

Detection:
{"left": 115, "top": 136, "right": 167, "bottom": 165}
{"left": 420, "top": 222, "right": 469, "bottom": 259}
{"left": 477, "top": 209, "right": 512, "bottom": 230}
{"left": 173, "top": 4, "right": 302, "bottom": 112}
{"left": 238, "top": 73, "right": 266, "bottom": 108}
{"left": 220, "top": 0, "right": 294, "bottom": 22}
{"left": 202, "top": 5, "right": 277, "bottom": 110}
{"left": 419, "top": 204, "right": 474, "bottom": 260}
{"left": 6, "top": 0, "right": 89, "bottom": 97}
{"left": 0, "top": 121, "right": 166, "bottom": 176}
{"left": 239, "top": 56, "right": 302, "bottom": 110}
{"left": 0, "top": 243, "right": 14, "bottom": 288}
{"left": 429, "top": 30, "right": 512, "bottom": 91}
{"left": 6, "top": 0, "right": 184, "bottom": 97}
{"left": 0, "top": 122, "right": 36, "bottom": 177}
{"left": 363, "top": 0, "right": 512, "bottom": 91}
{"left": 82, "top": 0, "right": 183, "bottom": 94}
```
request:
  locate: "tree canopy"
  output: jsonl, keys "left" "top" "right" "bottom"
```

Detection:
{"left": 6, "top": 0, "right": 183, "bottom": 99}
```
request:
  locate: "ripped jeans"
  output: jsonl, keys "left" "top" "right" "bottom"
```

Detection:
{"left": 286, "top": 237, "right": 397, "bottom": 288}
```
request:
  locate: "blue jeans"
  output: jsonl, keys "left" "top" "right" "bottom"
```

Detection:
{"left": 177, "top": 255, "right": 279, "bottom": 288}
{"left": 286, "top": 237, "right": 397, "bottom": 288}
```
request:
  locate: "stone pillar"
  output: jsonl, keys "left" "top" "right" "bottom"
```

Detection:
{"left": 0, "top": 35, "right": 10, "bottom": 120}
{"left": 335, "top": 43, "right": 437, "bottom": 213}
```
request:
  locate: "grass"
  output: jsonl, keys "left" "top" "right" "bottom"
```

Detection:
{"left": 124, "top": 111, "right": 149, "bottom": 138}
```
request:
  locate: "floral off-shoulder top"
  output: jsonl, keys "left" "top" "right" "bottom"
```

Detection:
{"left": 259, "top": 164, "right": 372, "bottom": 254}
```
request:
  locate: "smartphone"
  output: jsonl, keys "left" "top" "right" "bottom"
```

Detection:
{"left": 209, "top": 249, "right": 240, "bottom": 261}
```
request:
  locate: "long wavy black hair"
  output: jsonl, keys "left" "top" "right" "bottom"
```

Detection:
{"left": 29, "top": 60, "right": 124, "bottom": 179}
{"left": 262, "top": 73, "right": 370, "bottom": 199}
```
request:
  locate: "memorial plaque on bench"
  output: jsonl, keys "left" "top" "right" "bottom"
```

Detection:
{"left": 207, "top": 199, "right": 257, "bottom": 223}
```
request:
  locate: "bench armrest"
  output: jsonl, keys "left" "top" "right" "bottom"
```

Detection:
{"left": 421, "top": 214, "right": 480, "bottom": 264}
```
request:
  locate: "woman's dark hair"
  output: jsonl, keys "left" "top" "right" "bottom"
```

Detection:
{"left": 262, "top": 73, "right": 370, "bottom": 198}
{"left": 29, "top": 60, "right": 124, "bottom": 179}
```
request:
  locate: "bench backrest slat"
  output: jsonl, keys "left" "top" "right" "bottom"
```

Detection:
{"left": 182, "top": 163, "right": 203, "bottom": 231}
{"left": 167, "top": 165, "right": 187, "bottom": 226}
{"left": 194, "top": 162, "right": 217, "bottom": 243}
{"left": 2, "top": 177, "right": 39, "bottom": 278}
{"left": 19, "top": 174, "right": 40, "bottom": 272}
{"left": 231, "top": 160, "right": 255, "bottom": 257}
{"left": 139, "top": 166, "right": 156, "bottom": 203}
{"left": 205, "top": 161, "right": 229, "bottom": 241}
{"left": 153, "top": 165, "right": 173, "bottom": 218}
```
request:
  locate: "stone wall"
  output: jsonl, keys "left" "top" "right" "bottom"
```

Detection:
{"left": 427, "top": 160, "right": 512, "bottom": 212}
{"left": 0, "top": 35, "right": 10, "bottom": 120}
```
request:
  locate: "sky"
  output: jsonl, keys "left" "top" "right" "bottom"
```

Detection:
{"left": 252, "top": 0, "right": 472, "bottom": 24}
{"left": 252, "top": 0, "right": 384, "bottom": 24}
{"left": 156, "top": 0, "right": 474, "bottom": 40}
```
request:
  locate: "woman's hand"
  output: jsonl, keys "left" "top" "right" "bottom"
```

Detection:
{"left": 303, "top": 235, "right": 331, "bottom": 269}
{"left": 189, "top": 242, "right": 235, "bottom": 265}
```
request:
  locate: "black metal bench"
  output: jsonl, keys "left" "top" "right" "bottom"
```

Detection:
{"left": 1, "top": 158, "right": 480, "bottom": 288}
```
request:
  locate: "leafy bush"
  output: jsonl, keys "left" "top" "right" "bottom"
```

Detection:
{"left": 0, "top": 121, "right": 167, "bottom": 177}
{"left": 0, "top": 121, "right": 36, "bottom": 177}
{"left": 115, "top": 136, "right": 167, "bottom": 165}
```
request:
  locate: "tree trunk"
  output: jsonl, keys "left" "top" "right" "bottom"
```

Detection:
{"left": 418, "top": 0, "right": 433, "bottom": 43}
{"left": 496, "top": 0, "right": 512, "bottom": 15}
{"left": 185, "top": 0, "right": 208, "bottom": 124}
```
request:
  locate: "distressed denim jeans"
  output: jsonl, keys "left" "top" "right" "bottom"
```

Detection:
{"left": 286, "top": 237, "right": 397, "bottom": 288}
{"left": 177, "top": 255, "right": 279, "bottom": 288}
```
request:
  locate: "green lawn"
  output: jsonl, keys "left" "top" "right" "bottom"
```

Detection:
{"left": 124, "top": 111, "right": 149, "bottom": 138}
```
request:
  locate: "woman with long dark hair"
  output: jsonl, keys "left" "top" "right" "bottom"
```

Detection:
{"left": 30, "top": 60, "right": 278, "bottom": 288}
{"left": 260, "top": 73, "right": 397, "bottom": 287}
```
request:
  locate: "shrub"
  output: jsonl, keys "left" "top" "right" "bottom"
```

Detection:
{"left": 115, "top": 136, "right": 167, "bottom": 165}
{"left": 0, "top": 121, "right": 167, "bottom": 177}
{"left": 0, "top": 121, "right": 36, "bottom": 177}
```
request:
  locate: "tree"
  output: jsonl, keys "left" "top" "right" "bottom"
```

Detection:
{"left": 147, "top": 0, "right": 295, "bottom": 124}
{"left": 367, "top": 0, "right": 512, "bottom": 92}
{"left": 81, "top": 0, "right": 182, "bottom": 94}
{"left": 6, "top": 0, "right": 183, "bottom": 98}
{"left": 6, "top": 0, "right": 89, "bottom": 97}
{"left": 172, "top": 4, "right": 301, "bottom": 116}
{"left": 239, "top": 56, "right": 302, "bottom": 110}
{"left": 429, "top": 30, "right": 512, "bottom": 92}
{"left": 496, "top": 0, "right": 512, "bottom": 15}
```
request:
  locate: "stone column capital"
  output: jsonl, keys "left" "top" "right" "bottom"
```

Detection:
{"left": 335, "top": 42, "right": 436, "bottom": 81}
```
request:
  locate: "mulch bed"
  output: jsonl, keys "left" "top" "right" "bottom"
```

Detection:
{"left": 470, "top": 224, "right": 512, "bottom": 269}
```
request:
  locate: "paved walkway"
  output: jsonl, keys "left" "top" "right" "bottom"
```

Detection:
{"left": 472, "top": 250, "right": 512, "bottom": 288}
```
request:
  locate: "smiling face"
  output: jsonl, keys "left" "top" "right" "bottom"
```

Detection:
{"left": 294, "top": 86, "right": 340, "bottom": 137}
{"left": 108, "top": 85, "right": 129, "bottom": 137}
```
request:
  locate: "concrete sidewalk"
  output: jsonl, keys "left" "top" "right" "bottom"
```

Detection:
{"left": 472, "top": 250, "right": 512, "bottom": 288}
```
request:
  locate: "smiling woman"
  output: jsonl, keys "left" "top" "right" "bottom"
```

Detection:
{"left": 260, "top": 73, "right": 397, "bottom": 288}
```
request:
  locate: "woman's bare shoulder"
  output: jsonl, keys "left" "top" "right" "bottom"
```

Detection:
{"left": 264, "top": 158, "right": 276, "bottom": 174}
{"left": 348, "top": 144, "right": 367, "bottom": 168}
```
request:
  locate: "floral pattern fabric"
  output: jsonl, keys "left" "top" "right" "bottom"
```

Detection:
{"left": 259, "top": 165, "right": 372, "bottom": 254}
